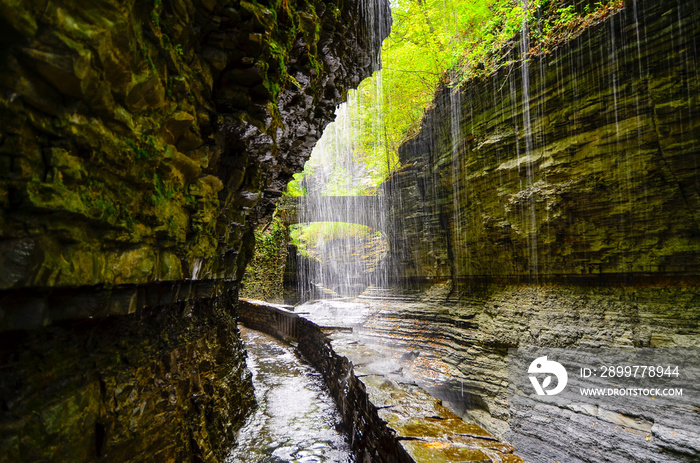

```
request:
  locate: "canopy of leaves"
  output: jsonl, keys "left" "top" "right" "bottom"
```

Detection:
{"left": 287, "top": 0, "right": 622, "bottom": 198}
{"left": 288, "top": 0, "right": 490, "bottom": 197}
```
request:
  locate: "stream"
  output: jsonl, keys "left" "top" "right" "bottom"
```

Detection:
{"left": 226, "top": 326, "right": 354, "bottom": 463}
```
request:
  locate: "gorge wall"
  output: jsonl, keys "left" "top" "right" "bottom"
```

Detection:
{"left": 0, "top": 0, "right": 390, "bottom": 460}
{"left": 374, "top": 0, "right": 699, "bottom": 461}
{"left": 387, "top": 0, "right": 699, "bottom": 282}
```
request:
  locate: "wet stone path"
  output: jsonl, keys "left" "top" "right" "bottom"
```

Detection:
{"left": 226, "top": 326, "right": 354, "bottom": 463}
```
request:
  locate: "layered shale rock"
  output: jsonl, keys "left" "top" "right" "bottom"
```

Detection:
{"left": 354, "top": 284, "right": 700, "bottom": 461}
{"left": 238, "top": 298, "right": 524, "bottom": 463}
{"left": 0, "top": 0, "right": 390, "bottom": 301}
{"left": 0, "top": 0, "right": 390, "bottom": 460}
{"left": 0, "top": 289, "right": 252, "bottom": 462}
{"left": 377, "top": 0, "right": 699, "bottom": 461}
{"left": 386, "top": 0, "right": 699, "bottom": 280}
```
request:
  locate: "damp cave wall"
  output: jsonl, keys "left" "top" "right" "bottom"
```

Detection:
{"left": 377, "top": 0, "right": 700, "bottom": 460}
{"left": 0, "top": 0, "right": 390, "bottom": 460}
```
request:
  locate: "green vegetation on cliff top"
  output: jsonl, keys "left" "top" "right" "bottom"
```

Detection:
{"left": 287, "top": 0, "right": 623, "bottom": 197}
{"left": 280, "top": 0, "right": 622, "bottom": 272}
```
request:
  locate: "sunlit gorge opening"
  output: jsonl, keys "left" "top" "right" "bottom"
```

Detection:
{"left": 291, "top": 222, "right": 388, "bottom": 298}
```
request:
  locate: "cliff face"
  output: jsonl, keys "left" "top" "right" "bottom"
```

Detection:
{"left": 0, "top": 0, "right": 390, "bottom": 460}
{"left": 376, "top": 0, "right": 700, "bottom": 461}
{"left": 0, "top": 0, "right": 389, "bottom": 311}
{"left": 355, "top": 283, "right": 700, "bottom": 461}
{"left": 387, "top": 0, "right": 699, "bottom": 281}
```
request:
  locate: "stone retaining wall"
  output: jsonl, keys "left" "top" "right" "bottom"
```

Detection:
{"left": 238, "top": 298, "right": 414, "bottom": 462}
{"left": 238, "top": 299, "right": 523, "bottom": 463}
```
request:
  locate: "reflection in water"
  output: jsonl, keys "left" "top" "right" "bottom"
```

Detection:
{"left": 227, "top": 326, "right": 354, "bottom": 463}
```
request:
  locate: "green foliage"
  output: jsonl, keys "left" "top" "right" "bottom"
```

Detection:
{"left": 184, "top": 191, "right": 196, "bottom": 206}
{"left": 78, "top": 179, "right": 134, "bottom": 228}
{"left": 124, "top": 138, "right": 139, "bottom": 157}
{"left": 286, "top": 74, "right": 302, "bottom": 90}
{"left": 125, "top": 137, "right": 153, "bottom": 160}
{"left": 150, "top": 173, "right": 178, "bottom": 205}
{"left": 269, "top": 39, "right": 287, "bottom": 76}
{"left": 139, "top": 42, "right": 157, "bottom": 74}
{"left": 457, "top": 0, "right": 623, "bottom": 78}
{"left": 241, "top": 216, "right": 290, "bottom": 301}
{"left": 147, "top": 173, "right": 189, "bottom": 243}
{"left": 383, "top": 0, "right": 491, "bottom": 141}
{"left": 290, "top": 0, "right": 623, "bottom": 198}
{"left": 284, "top": 172, "right": 306, "bottom": 196}
{"left": 151, "top": 0, "right": 161, "bottom": 27}
{"left": 150, "top": 9, "right": 160, "bottom": 26}
{"left": 285, "top": 0, "right": 623, "bottom": 258}
{"left": 256, "top": 218, "right": 288, "bottom": 254}
{"left": 294, "top": 0, "right": 496, "bottom": 196}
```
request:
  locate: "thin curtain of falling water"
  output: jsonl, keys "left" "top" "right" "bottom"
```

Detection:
{"left": 292, "top": 0, "right": 392, "bottom": 301}
{"left": 295, "top": 78, "right": 391, "bottom": 300}
{"left": 359, "top": 0, "right": 391, "bottom": 72}
{"left": 519, "top": 0, "right": 539, "bottom": 281}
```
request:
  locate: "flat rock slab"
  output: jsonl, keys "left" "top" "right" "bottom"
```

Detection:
{"left": 326, "top": 329, "right": 523, "bottom": 463}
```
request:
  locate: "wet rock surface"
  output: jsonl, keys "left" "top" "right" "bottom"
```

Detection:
{"left": 300, "top": 300, "right": 522, "bottom": 463}
{"left": 0, "top": 287, "right": 254, "bottom": 462}
{"left": 331, "top": 344, "right": 523, "bottom": 463}
{"left": 349, "top": 286, "right": 700, "bottom": 462}
{"left": 0, "top": 0, "right": 390, "bottom": 460}
{"left": 0, "top": 0, "right": 389, "bottom": 317}
{"left": 228, "top": 326, "right": 353, "bottom": 463}
{"left": 241, "top": 293, "right": 700, "bottom": 462}
{"left": 373, "top": 1, "right": 700, "bottom": 460}
{"left": 239, "top": 298, "right": 523, "bottom": 462}
{"left": 385, "top": 0, "right": 700, "bottom": 280}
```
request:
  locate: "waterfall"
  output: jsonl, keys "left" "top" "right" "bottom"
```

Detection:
{"left": 446, "top": 0, "right": 466, "bottom": 284}
{"left": 519, "top": 0, "right": 539, "bottom": 280}
{"left": 449, "top": 76, "right": 466, "bottom": 281}
{"left": 294, "top": 0, "right": 391, "bottom": 300}
{"left": 295, "top": 92, "right": 390, "bottom": 299}
{"left": 359, "top": 0, "right": 391, "bottom": 72}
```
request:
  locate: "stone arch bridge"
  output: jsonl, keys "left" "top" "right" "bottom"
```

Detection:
{"left": 276, "top": 196, "right": 386, "bottom": 232}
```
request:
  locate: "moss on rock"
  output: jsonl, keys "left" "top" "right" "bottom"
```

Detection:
{"left": 0, "top": 0, "right": 391, "bottom": 460}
